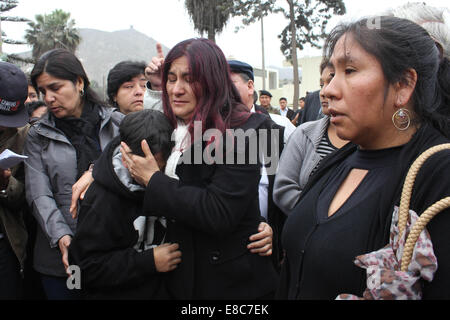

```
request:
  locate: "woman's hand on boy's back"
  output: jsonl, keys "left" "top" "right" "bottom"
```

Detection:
{"left": 70, "top": 170, "right": 95, "bottom": 219}
{"left": 154, "top": 243, "right": 182, "bottom": 273}
{"left": 248, "top": 222, "right": 273, "bottom": 257}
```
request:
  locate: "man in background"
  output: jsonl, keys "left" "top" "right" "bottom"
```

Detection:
{"left": 278, "top": 97, "right": 295, "bottom": 122}
{"left": 299, "top": 90, "right": 323, "bottom": 124}
{"left": 259, "top": 90, "right": 278, "bottom": 114}
{"left": 228, "top": 60, "right": 292, "bottom": 271}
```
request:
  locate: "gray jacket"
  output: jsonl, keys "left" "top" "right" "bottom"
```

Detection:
{"left": 144, "top": 88, "right": 163, "bottom": 112}
{"left": 24, "top": 106, "right": 121, "bottom": 276}
{"left": 273, "top": 116, "right": 330, "bottom": 214}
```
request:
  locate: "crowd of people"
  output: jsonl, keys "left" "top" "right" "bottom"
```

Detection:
{"left": 0, "top": 2, "right": 449, "bottom": 300}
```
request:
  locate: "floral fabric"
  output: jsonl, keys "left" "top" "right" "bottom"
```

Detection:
{"left": 336, "top": 206, "right": 438, "bottom": 300}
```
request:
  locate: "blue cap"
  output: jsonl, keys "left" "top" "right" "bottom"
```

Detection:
{"left": 228, "top": 60, "right": 254, "bottom": 81}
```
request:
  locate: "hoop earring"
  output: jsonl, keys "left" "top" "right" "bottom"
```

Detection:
{"left": 392, "top": 108, "right": 411, "bottom": 131}
{"left": 80, "top": 89, "right": 85, "bottom": 97}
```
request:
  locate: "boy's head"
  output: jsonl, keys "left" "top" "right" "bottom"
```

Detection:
{"left": 119, "top": 110, "right": 174, "bottom": 170}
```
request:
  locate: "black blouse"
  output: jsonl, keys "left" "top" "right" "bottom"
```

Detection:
{"left": 278, "top": 124, "right": 450, "bottom": 300}
{"left": 316, "top": 146, "right": 403, "bottom": 222}
{"left": 280, "top": 146, "right": 404, "bottom": 299}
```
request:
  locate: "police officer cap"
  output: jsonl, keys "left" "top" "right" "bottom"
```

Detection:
{"left": 259, "top": 90, "right": 272, "bottom": 98}
{"left": 228, "top": 60, "right": 254, "bottom": 81}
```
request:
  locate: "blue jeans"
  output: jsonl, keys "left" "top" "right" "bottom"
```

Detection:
{"left": 40, "top": 274, "right": 82, "bottom": 300}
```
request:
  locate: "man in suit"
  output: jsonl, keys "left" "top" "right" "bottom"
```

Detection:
{"left": 292, "top": 97, "right": 305, "bottom": 127}
{"left": 278, "top": 97, "right": 295, "bottom": 122}
{"left": 228, "top": 60, "right": 268, "bottom": 115}
{"left": 228, "top": 60, "right": 288, "bottom": 271}
{"left": 299, "top": 90, "right": 324, "bottom": 125}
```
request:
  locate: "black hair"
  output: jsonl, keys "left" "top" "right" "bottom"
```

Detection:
{"left": 253, "top": 91, "right": 258, "bottom": 104}
{"left": 320, "top": 58, "right": 330, "bottom": 75}
{"left": 30, "top": 49, "right": 104, "bottom": 107}
{"left": 26, "top": 100, "right": 46, "bottom": 117}
{"left": 279, "top": 97, "right": 287, "bottom": 102}
{"left": 323, "top": 16, "right": 450, "bottom": 137}
{"left": 119, "top": 110, "right": 174, "bottom": 161}
{"left": 26, "top": 74, "right": 38, "bottom": 93}
{"left": 299, "top": 97, "right": 306, "bottom": 102}
{"left": 107, "top": 61, "right": 147, "bottom": 106}
{"left": 237, "top": 72, "right": 251, "bottom": 83}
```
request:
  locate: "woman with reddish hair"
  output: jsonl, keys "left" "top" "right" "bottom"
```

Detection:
{"left": 118, "top": 38, "right": 279, "bottom": 299}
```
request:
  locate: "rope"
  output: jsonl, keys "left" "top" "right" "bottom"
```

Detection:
{"left": 401, "top": 197, "right": 450, "bottom": 271}
{"left": 397, "top": 143, "right": 450, "bottom": 271}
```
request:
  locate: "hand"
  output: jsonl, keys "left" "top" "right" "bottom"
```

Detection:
{"left": 58, "top": 235, "right": 72, "bottom": 275}
{"left": 120, "top": 140, "right": 159, "bottom": 187}
{"left": 247, "top": 222, "right": 273, "bottom": 256}
{"left": 145, "top": 43, "right": 165, "bottom": 91}
{"left": 0, "top": 169, "right": 11, "bottom": 190}
{"left": 70, "top": 171, "right": 94, "bottom": 219}
{"left": 153, "top": 243, "right": 182, "bottom": 273}
{"left": 291, "top": 113, "right": 300, "bottom": 126}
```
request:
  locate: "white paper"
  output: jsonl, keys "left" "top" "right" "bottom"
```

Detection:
{"left": 0, "top": 149, "right": 28, "bottom": 170}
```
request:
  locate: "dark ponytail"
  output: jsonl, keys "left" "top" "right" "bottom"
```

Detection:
{"left": 436, "top": 57, "right": 450, "bottom": 136}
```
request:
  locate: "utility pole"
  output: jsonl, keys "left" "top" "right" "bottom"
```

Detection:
{"left": 0, "top": 17, "right": 3, "bottom": 55}
{"left": 288, "top": 0, "right": 299, "bottom": 111}
{"left": 261, "top": 13, "right": 266, "bottom": 90}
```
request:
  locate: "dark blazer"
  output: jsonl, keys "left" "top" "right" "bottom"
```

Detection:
{"left": 244, "top": 105, "right": 288, "bottom": 271}
{"left": 143, "top": 113, "right": 279, "bottom": 299}
{"left": 278, "top": 108, "right": 295, "bottom": 121}
{"left": 264, "top": 128, "right": 286, "bottom": 273}
{"left": 300, "top": 90, "right": 323, "bottom": 124}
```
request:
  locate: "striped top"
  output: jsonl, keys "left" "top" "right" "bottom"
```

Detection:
{"left": 310, "top": 131, "right": 338, "bottom": 177}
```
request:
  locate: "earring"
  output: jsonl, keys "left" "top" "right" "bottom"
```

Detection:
{"left": 392, "top": 108, "right": 411, "bottom": 131}
{"left": 80, "top": 89, "right": 85, "bottom": 97}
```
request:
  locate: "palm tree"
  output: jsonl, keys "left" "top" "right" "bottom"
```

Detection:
{"left": 25, "top": 9, "right": 80, "bottom": 60}
{"left": 185, "top": 0, "right": 233, "bottom": 43}
{"left": 1, "top": 0, "right": 29, "bottom": 57}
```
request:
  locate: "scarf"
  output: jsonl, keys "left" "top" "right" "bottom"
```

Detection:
{"left": 54, "top": 102, "right": 102, "bottom": 179}
{"left": 164, "top": 121, "right": 189, "bottom": 180}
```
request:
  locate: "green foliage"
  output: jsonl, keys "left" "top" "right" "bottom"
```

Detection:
{"left": 232, "top": 0, "right": 345, "bottom": 62}
{"left": 185, "top": 0, "right": 234, "bottom": 42}
{"left": 24, "top": 8, "right": 80, "bottom": 60}
{"left": 232, "top": 0, "right": 277, "bottom": 28}
{"left": 231, "top": 0, "right": 345, "bottom": 110}
{"left": 0, "top": 0, "right": 19, "bottom": 12}
{"left": 278, "top": 0, "right": 346, "bottom": 62}
{"left": 0, "top": 0, "right": 29, "bottom": 56}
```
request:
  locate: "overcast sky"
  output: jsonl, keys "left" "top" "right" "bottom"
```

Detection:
{"left": 2, "top": 0, "right": 449, "bottom": 68}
